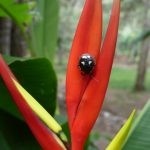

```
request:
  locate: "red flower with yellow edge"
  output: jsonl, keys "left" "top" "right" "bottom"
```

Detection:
{"left": 66, "top": 0, "right": 120, "bottom": 149}
{"left": 0, "top": 55, "right": 67, "bottom": 150}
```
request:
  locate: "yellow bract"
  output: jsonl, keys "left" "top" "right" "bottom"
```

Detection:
{"left": 106, "top": 110, "right": 136, "bottom": 150}
{"left": 12, "top": 77, "right": 62, "bottom": 134}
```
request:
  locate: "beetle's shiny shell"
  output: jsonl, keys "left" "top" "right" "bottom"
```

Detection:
{"left": 78, "top": 53, "right": 95, "bottom": 74}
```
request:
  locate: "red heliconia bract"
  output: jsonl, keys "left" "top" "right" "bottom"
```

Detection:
{"left": 66, "top": 0, "right": 102, "bottom": 129}
{"left": 66, "top": 0, "right": 120, "bottom": 150}
{"left": 0, "top": 0, "right": 120, "bottom": 149}
{"left": 0, "top": 55, "right": 65, "bottom": 150}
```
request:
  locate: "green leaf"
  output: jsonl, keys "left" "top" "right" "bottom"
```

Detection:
{"left": 0, "top": 0, "right": 32, "bottom": 32}
{"left": 0, "top": 57, "right": 57, "bottom": 120}
{"left": 31, "top": 0, "right": 59, "bottom": 61}
{"left": 0, "top": 110, "right": 41, "bottom": 150}
{"left": 61, "top": 122, "right": 71, "bottom": 143}
{"left": 122, "top": 100, "right": 150, "bottom": 150}
{"left": 2, "top": 55, "right": 24, "bottom": 64}
{"left": 0, "top": 132, "right": 11, "bottom": 150}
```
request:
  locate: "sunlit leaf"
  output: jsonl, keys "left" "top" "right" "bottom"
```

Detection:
{"left": 0, "top": 0, "right": 32, "bottom": 32}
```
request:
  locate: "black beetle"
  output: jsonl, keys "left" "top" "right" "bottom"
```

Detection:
{"left": 78, "top": 53, "right": 96, "bottom": 74}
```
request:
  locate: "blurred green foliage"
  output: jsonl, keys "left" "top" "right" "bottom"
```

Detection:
{"left": 57, "top": 0, "right": 150, "bottom": 64}
{"left": 109, "top": 67, "right": 150, "bottom": 90}
{"left": 31, "top": 0, "right": 59, "bottom": 61}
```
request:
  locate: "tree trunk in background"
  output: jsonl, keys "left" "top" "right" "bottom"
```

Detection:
{"left": 0, "top": 17, "right": 12, "bottom": 55}
{"left": 10, "top": 0, "right": 27, "bottom": 57}
{"left": 10, "top": 23, "right": 27, "bottom": 57}
{"left": 135, "top": 38, "right": 150, "bottom": 90}
{"left": 134, "top": 0, "right": 150, "bottom": 91}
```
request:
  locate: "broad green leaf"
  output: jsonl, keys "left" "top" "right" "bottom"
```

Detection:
{"left": 0, "top": 57, "right": 57, "bottom": 120}
{"left": 122, "top": 100, "right": 150, "bottom": 150}
{"left": 2, "top": 55, "right": 23, "bottom": 64}
{"left": 106, "top": 110, "right": 136, "bottom": 150}
{"left": 0, "top": 110, "right": 41, "bottom": 150}
{"left": 0, "top": 132, "right": 11, "bottom": 150}
{"left": 0, "top": 0, "right": 32, "bottom": 32}
{"left": 31, "top": 0, "right": 59, "bottom": 61}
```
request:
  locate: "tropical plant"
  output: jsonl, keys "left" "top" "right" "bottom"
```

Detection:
{"left": 1, "top": 0, "right": 150, "bottom": 150}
